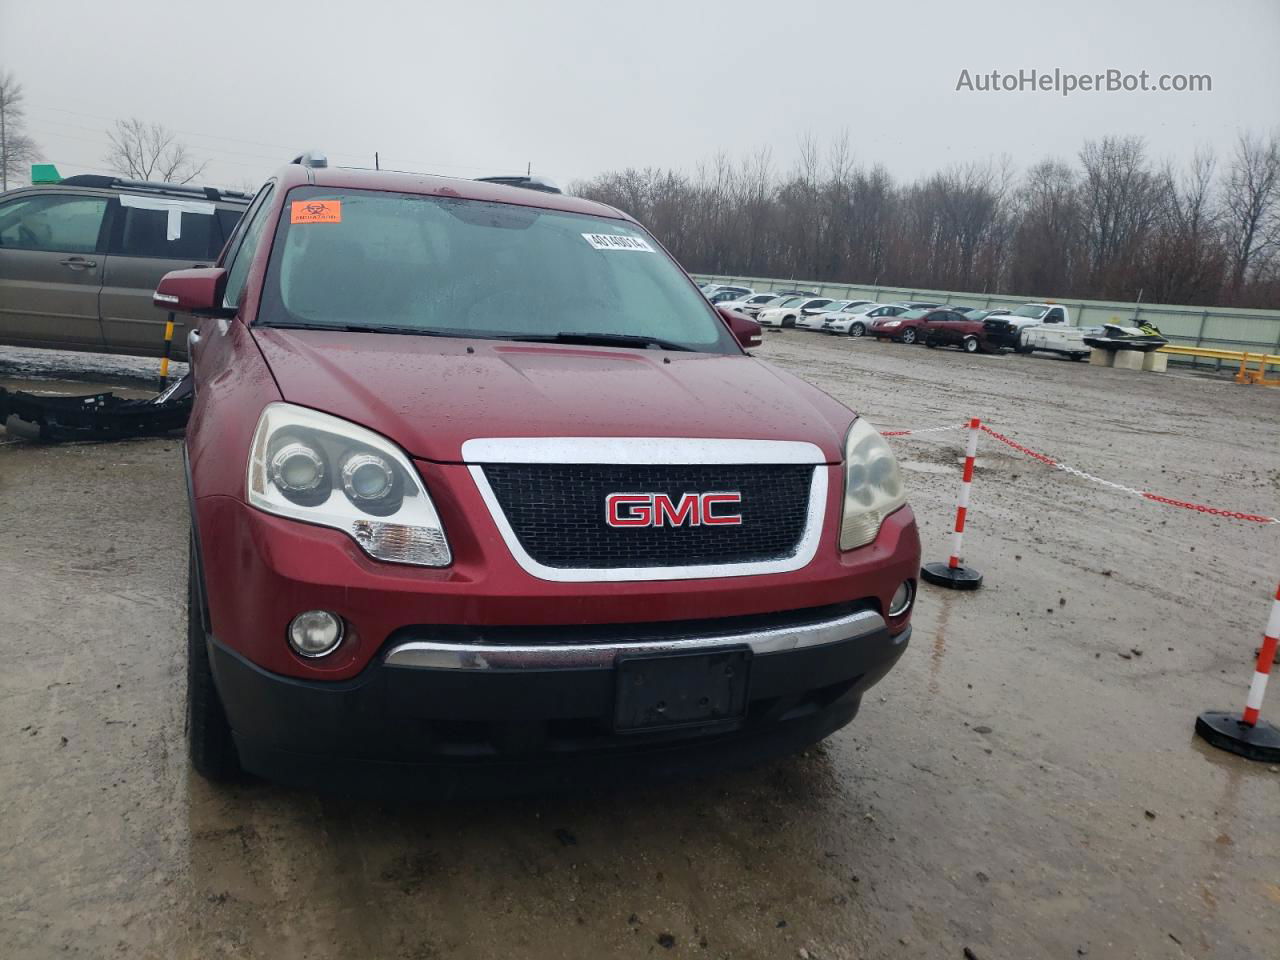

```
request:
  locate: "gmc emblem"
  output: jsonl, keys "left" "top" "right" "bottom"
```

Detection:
{"left": 605, "top": 492, "right": 743, "bottom": 528}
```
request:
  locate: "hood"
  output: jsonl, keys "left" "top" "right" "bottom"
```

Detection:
{"left": 251, "top": 328, "right": 854, "bottom": 463}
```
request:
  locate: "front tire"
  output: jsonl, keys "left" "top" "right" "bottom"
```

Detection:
{"left": 901, "top": 328, "right": 917, "bottom": 344}
{"left": 783, "top": 315, "right": 796, "bottom": 329}
{"left": 187, "top": 532, "right": 240, "bottom": 781}
{"left": 963, "top": 335, "right": 980, "bottom": 353}
{"left": 850, "top": 322, "right": 865, "bottom": 337}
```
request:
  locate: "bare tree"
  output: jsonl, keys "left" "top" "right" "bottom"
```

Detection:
{"left": 1138, "top": 150, "right": 1226, "bottom": 303}
{"left": 105, "top": 118, "right": 208, "bottom": 184}
{"left": 1221, "top": 130, "right": 1280, "bottom": 299}
{"left": 1078, "top": 136, "right": 1160, "bottom": 298}
{"left": 571, "top": 132, "right": 1280, "bottom": 309}
{"left": 0, "top": 70, "right": 41, "bottom": 191}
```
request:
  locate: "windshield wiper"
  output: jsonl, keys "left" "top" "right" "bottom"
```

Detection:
{"left": 507, "top": 332, "right": 695, "bottom": 351}
{"left": 258, "top": 321, "right": 489, "bottom": 338}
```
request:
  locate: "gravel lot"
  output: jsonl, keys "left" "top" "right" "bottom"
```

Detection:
{"left": 2, "top": 335, "right": 1278, "bottom": 959}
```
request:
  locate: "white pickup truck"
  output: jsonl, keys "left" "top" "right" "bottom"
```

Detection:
{"left": 1002, "top": 302, "right": 1090, "bottom": 359}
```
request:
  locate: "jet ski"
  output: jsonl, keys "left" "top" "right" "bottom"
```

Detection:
{"left": 1082, "top": 322, "right": 1170, "bottom": 353}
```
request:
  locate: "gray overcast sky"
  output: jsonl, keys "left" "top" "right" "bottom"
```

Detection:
{"left": 2, "top": 0, "right": 1278, "bottom": 191}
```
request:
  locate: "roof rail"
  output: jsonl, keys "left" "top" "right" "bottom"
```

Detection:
{"left": 475, "top": 174, "right": 562, "bottom": 195}
{"left": 57, "top": 174, "right": 251, "bottom": 203}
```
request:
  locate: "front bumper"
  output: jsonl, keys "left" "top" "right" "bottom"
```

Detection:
{"left": 194, "top": 488, "right": 921, "bottom": 682}
{"left": 983, "top": 326, "right": 1020, "bottom": 349}
{"left": 208, "top": 607, "right": 910, "bottom": 793}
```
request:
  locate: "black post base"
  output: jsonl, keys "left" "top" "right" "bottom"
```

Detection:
{"left": 1194, "top": 710, "right": 1280, "bottom": 763}
{"left": 920, "top": 562, "right": 983, "bottom": 590}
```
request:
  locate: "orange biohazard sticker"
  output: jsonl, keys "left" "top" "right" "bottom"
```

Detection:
{"left": 290, "top": 200, "right": 342, "bottom": 224}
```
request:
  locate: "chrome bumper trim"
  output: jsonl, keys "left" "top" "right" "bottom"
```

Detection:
{"left": 382, "top": 608, "right": 887, "bottom": 671}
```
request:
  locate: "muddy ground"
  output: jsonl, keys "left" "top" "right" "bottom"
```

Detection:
{"left": 1, "top": 336, "right": 1278, "bottom": 960}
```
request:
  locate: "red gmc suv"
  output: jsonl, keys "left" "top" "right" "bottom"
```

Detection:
{"left": 164, "top": 159, "right": 921, "bottom": 792}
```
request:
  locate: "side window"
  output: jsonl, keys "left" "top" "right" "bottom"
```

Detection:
{"left": 0, "top": 194, "right": 108, "bottom": 253}
{"left": 114, "top": 206, "right": 217, "bottom": 261}
{"left": 1046, "top": 307, "right": 1065, "bottom": 323}
{"left": 222, "top": 185, "right": 275, "bottom": 310}
{"left": 215, "top": 209, "right": 245, "bottom": 257}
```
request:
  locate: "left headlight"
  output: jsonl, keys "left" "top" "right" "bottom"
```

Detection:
{"left": 247, "top": 402, "right": 451, "bottom": 567}
{"left": 840, "top": 418, "right": 907, "bottom": 551}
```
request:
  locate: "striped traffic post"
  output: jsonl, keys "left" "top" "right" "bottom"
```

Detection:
{"left": 1195, "top": 582, "right": 1280, "bottom": 762}
{"left": 920, "top": 417, "right": 984, "bottom": 590}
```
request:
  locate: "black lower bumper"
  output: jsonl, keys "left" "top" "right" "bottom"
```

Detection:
{"left": 208, "top": 624, "right": 909, "bottom": 796}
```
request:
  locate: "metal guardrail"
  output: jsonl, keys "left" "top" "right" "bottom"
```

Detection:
{"left": 1159, "top": 345, "right": 1280, "bottom": 383}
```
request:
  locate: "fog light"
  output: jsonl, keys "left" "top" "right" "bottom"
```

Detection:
{"left": 288, "top": 610, "right": 344, "bottom": 658}
{"left": 888, "top": 580, "right": 914, "bottom": 617}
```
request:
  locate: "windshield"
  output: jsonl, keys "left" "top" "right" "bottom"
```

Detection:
{"left": 777, "top": 297, "right": 804, "bottom": 307}
{"left": 847, "top": 302, "right": 877, "bottom": 313}
{"left": 900, "top": 309, "right": 930, "bottom": 320}
{"left": 1010, "top": 304, "right": 1046, "bottom": 318}
{"left": 258, "top": 187, "right": 736, "bottom": 353}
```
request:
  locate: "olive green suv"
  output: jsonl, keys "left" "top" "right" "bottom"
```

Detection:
{"left": 0, "top": 175, "right": 249, "bottom": 360}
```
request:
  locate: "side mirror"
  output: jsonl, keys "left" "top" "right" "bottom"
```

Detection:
{"left": 153, "top": 267, "right": 231, "bottom": 315}
{"left": 717, "top": 305, "right": 763, "bottom": 349}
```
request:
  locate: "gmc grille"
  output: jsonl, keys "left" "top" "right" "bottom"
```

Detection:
{"left": 480, "top": 463, "right": 814, "bottom": 569}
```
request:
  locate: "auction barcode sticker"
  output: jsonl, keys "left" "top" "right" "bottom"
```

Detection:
{"left": 582, "top": 233, "right": 655, "bottom": 252}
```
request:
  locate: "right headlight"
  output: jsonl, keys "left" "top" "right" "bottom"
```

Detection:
{"left": 840, "top": 418, "right": 907, "bottom": 550}
{"left": 247, "top": 402, "right": 451, "bottom": 567}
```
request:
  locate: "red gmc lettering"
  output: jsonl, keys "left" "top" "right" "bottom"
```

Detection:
{"left": 605, "top": 492, "right": 742, "bottom": 527}
{"left": 700, "top": 493, "right": 743, "bottom": 525}
{"left": 605, "top": 494, "right": 653, "bottom": 526}
{"left": 653, "top": 493, "right": 700, "bottom": 526}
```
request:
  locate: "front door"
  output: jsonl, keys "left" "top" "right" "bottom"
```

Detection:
{"left": 0, "top": 192, "right": 111, "bottom": 350}
{"left": 98, "top": 196, "right": 233, "bottom": 358}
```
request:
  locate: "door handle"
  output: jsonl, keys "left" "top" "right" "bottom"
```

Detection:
{"left": 58, "top": 257, "right": 97, "bottom": 270}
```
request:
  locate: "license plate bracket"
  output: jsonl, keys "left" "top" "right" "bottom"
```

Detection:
{"left": 614, "top": 648, "right": 750, "bottom": 733}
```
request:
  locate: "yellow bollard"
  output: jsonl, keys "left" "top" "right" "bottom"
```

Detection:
{"left": 160, "top": 314, "right": 175, "bottom": 389}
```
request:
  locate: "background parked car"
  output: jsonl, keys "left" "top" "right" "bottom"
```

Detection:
{"left": 825, "top": 303, "right": 908, "bottom": 337}
{"left": 868, "top": 305, "right": 943, "bottom": 343}
{"left": 998, "top": 302, "right": 1074, "bottom": 352}
{"left": 960, "top": 309, "right": 1021, "bottom": 350}
{"left": 757, "top": 296, "right": 833, "bottom": 328}
{"left": 720, "top": 292, "right": 785, "bottom": 317}
{"left": 920, "top": 308, "right": 1006, "bottom": 353}
{"left": 796, "top": 299, "right": 864, "bottom": 329}
{"left": 0, "top": 174, "right": 249, "bottom": 359}
{"left": 705, "top": 285, "right": 755, "bottom": 304}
